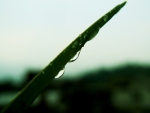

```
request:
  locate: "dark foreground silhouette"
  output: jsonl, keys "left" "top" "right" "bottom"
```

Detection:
{"left": 1, "top": 65, "right": 150, "bottom": 113}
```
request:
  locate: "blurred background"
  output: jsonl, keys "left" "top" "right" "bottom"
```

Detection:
{"left": 0, "top": 0, "right": 150, "bottom": 113}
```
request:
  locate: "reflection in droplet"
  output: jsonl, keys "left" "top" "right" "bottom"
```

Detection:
{"left": 55, "top": 67, "right": 65, "bottom": 78}
{"left": 103, "top": 15, "right": 108, "bottom": 22}
{"left": 69, "top": 50, "right": 81, "bottom": 62}
{"left": 88, "top": 27, "right": 100, "bottom": 41}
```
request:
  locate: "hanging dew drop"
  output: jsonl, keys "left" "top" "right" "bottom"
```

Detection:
{"left": 69, "top": 50, "right": 81, "bottom": 62}
{"left": 55, "top": 68, "right": 65, "bottom": 78}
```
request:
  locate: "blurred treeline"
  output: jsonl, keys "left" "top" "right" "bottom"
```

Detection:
{"left": 0, "top": 64, "right": 150, "bottom": 113}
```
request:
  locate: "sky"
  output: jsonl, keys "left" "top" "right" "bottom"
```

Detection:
{"left": 0, "top": 0, "right": 150, "bottom": 82}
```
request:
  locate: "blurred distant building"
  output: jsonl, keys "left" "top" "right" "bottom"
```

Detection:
{"left": 0, "top": 65, "right": 150, "bottom": 113}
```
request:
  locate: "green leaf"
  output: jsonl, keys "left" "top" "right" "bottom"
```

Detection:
{"left": 1, "top": 1, "right": 126, "bottom": 113}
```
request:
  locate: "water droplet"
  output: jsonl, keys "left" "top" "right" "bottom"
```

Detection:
{"left": 69, "top": 50, "right": 81, "bottom": 62}
{"left": 41, "top": 71, "right": 45, "bottom": 74}
{"left": 103, "top": 15, "right": 108, "bottom": 22}
{"left": 88, "top": 27, "right": 100, "bottom": 41}
{"left": 72, "top": 41, "right": 78, "bottom": 49}
{"left": 55, "top": 67, "right": 65, "bottom": 78}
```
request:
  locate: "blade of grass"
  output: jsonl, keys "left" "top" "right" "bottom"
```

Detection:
{"left": 1, "top": 1, "right": 127, "bottom": 113}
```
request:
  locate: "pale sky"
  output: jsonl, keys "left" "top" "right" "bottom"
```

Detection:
{"left": 0, "top": 0, "right": 150, "bottom": 82}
